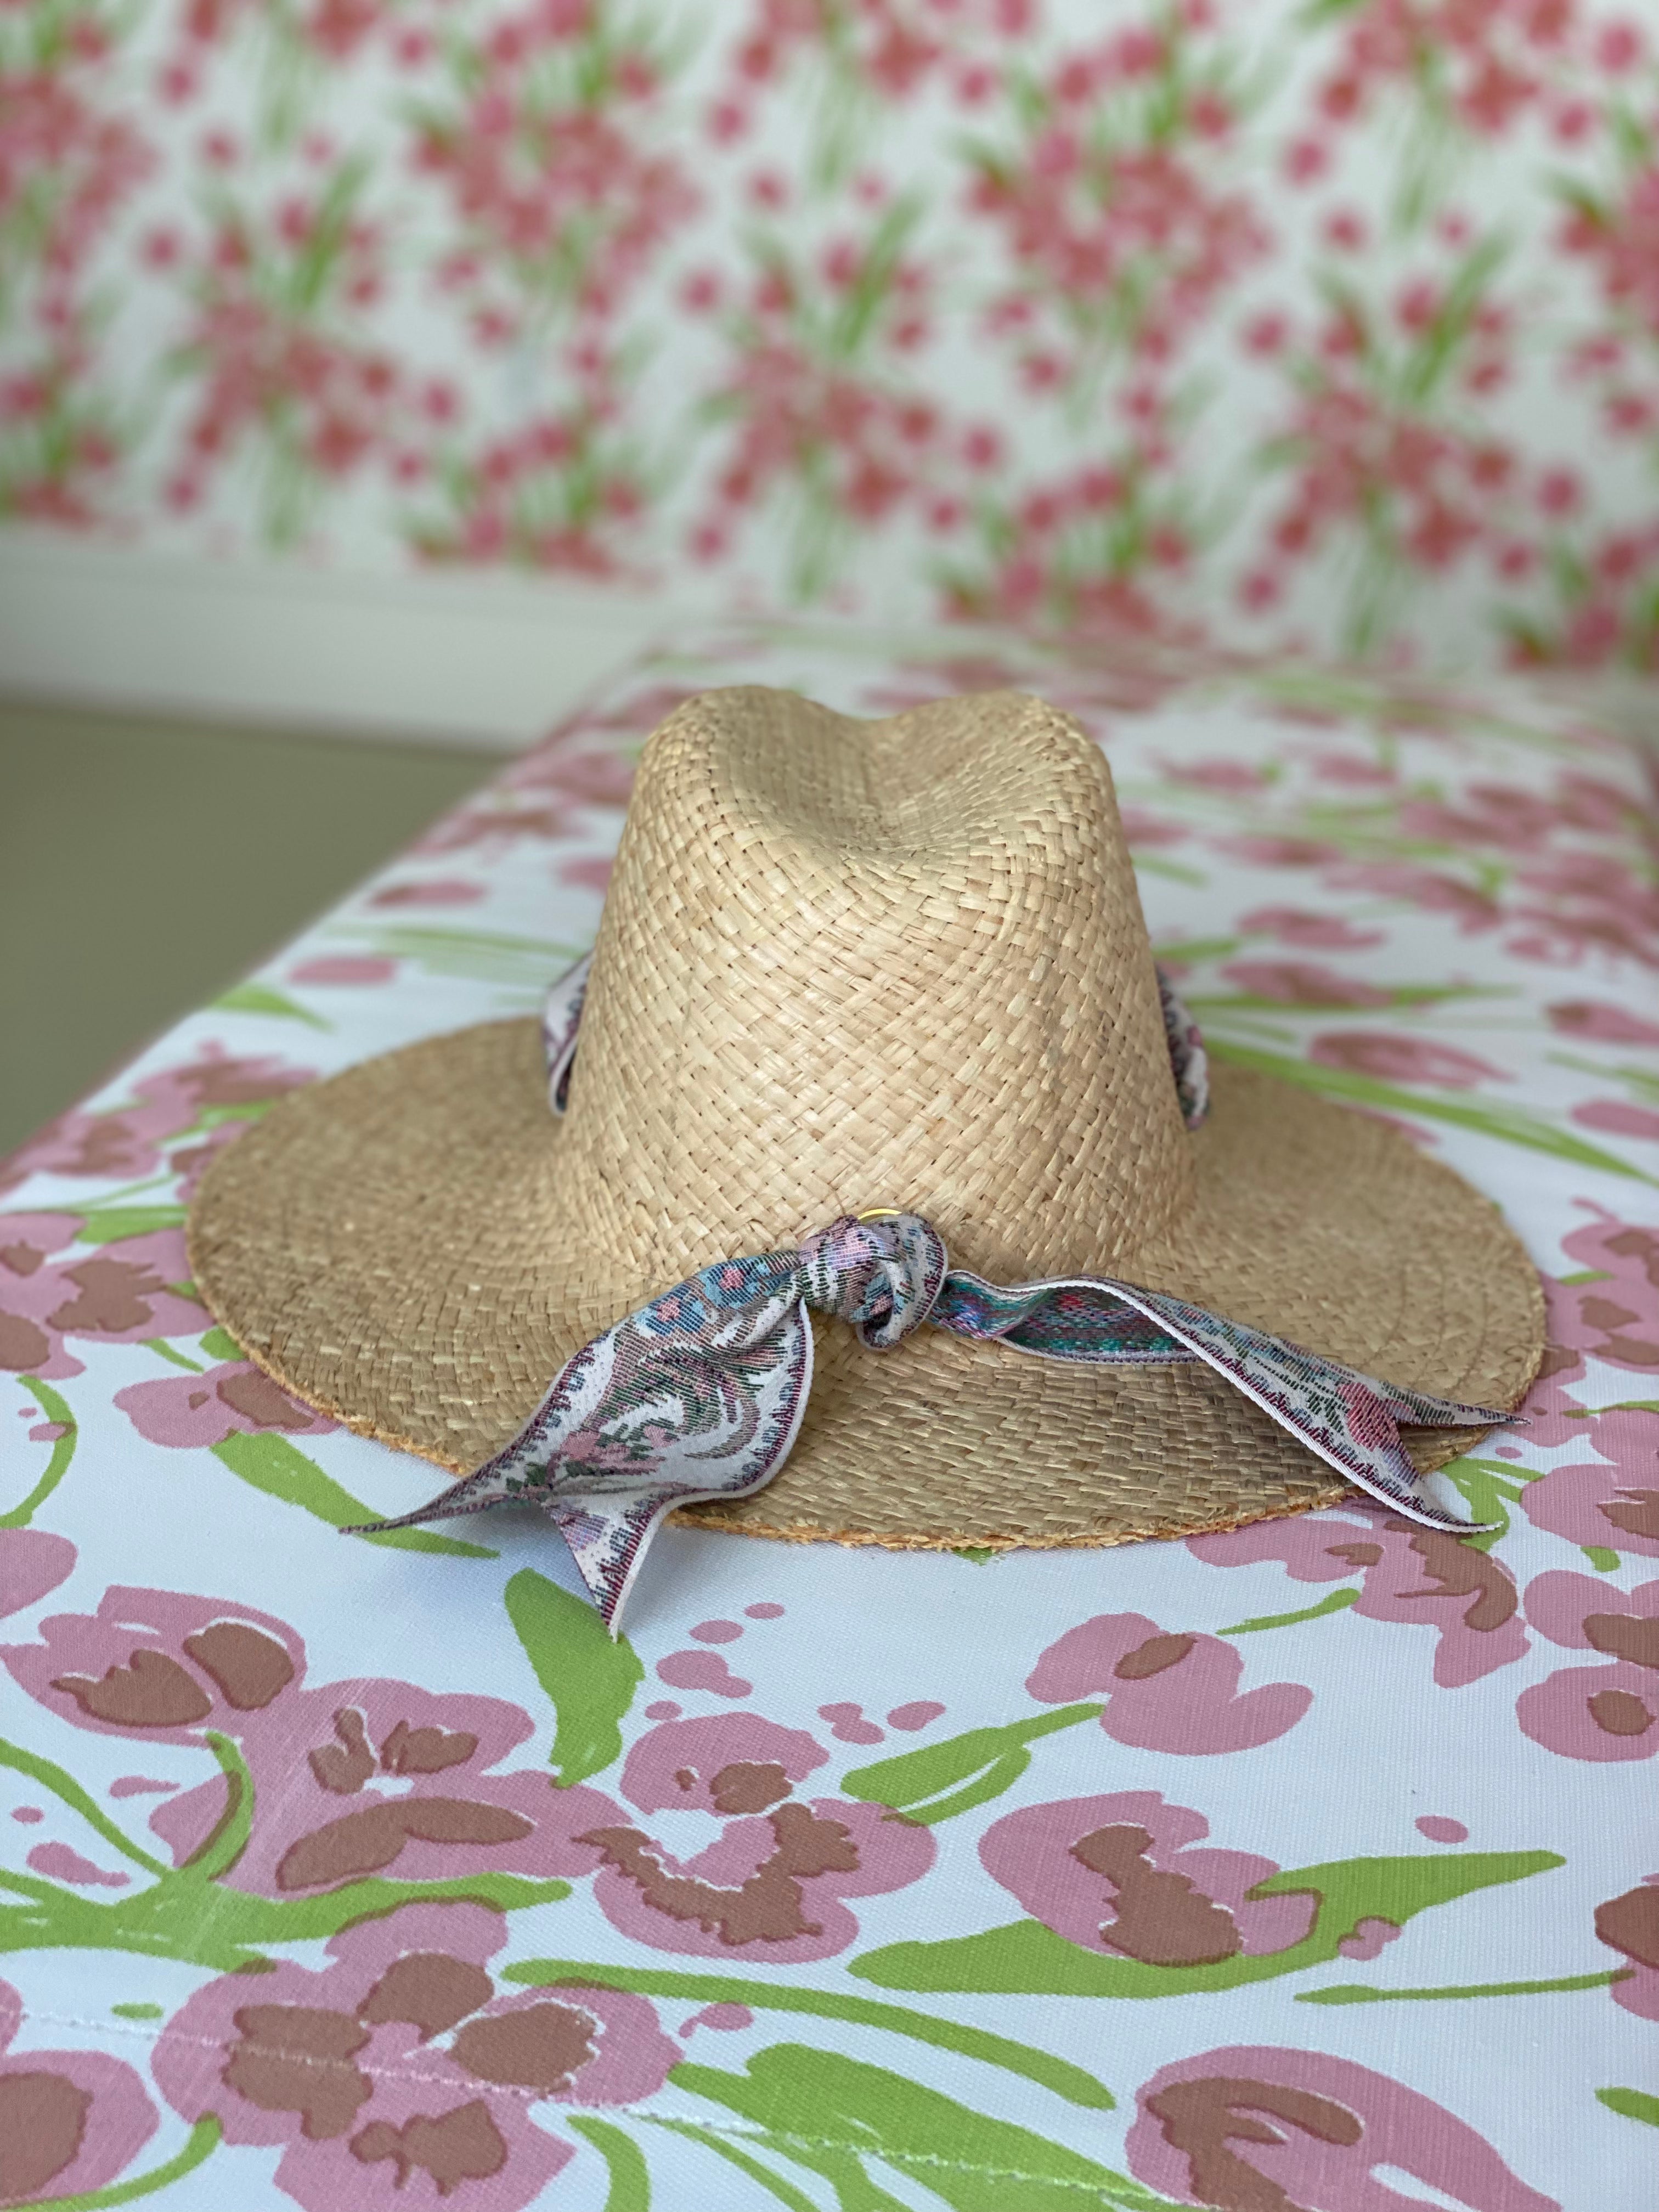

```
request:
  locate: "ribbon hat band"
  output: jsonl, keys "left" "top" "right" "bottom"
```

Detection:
{"left": 347, "top": 1205, "right": 1511, "bottom": 1635}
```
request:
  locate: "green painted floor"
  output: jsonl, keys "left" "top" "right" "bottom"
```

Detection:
{"left": 0, "top": 699, "right": 506, "bottom": 1157}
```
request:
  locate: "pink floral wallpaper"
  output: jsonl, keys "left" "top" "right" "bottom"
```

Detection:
{"left": 8, "top": 0, "right": 1659, "bottom": 670}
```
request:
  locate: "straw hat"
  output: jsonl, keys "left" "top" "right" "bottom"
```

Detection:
{"left": 188, "top": 687, "right": 1543, "bottom": 1554}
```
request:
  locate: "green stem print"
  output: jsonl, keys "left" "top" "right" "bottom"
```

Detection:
{"left": 840, "top": 1703, "right": 1107, "bottom": 1825}
{"left": 1217, "top": 1587, "right": 1360, "bottom": 1635}
{"left": 1598, "top": 2087, "right": 1659, "bottom": 2130}
{"left": 665, "top": 2047, "right": 1187, "bottom": 2212}
{"left": 1301, "top": 1967, "right": 1630, "bottom": 2005}
{"left": 1, "top": 1376, "right": 76, "bottom": 1528}
{"left": 505, "top": 1567, "right": 645, "bottom": 1787}
{"left": 73, "top": 1207, "right": 189, "bottom": 1246}
{"left": 567, "top": 2115, "right": 653, "bottom": 2212}
{"left": 851, "top": 1851, "right": 1565, "bottom": 1996}
{"left": 212, "top": 980, "right": 332, "bottom": 1028}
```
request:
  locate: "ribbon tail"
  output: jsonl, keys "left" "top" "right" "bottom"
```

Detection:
{"left": 341, "top": 1331, "right": 616, "bottom": 1540}
{"left": 339, "top": 1469, "right": 512, "bottom": 1533}
{"left": 543, "top": 949, "right": 592, "bottom": 1115}
{"left": 1081, "top": 1285, "right": 1505, "bottom": 1535}
{"left": 534, "top": 1308, "right": 816, "bottom": 1635}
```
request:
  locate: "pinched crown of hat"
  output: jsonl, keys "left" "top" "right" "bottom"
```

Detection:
{"left": 189, "top": 686, "right": 1543, "bottom": 1605}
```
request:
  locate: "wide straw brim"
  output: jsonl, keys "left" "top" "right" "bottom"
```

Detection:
{"left": 188, "top": 1019, "right": 1543, "bottom": 1552}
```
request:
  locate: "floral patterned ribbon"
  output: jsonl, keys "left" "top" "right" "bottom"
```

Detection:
{"left": 346, "top": 1225, "right": 1510, "bottom": 1633}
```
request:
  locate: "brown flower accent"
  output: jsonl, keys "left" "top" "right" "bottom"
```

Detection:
{"left": 276, "top": 1800, "right": 535, "bottom": 1892}
{"left": 1114, "top": 1632, "right": 1196, "bottom": 1679}
{"left": 0, "top": 1312, "right": 53, "bottom": 1370}
{"left": 212, "top": 1370, "right": 319, "bottom": 1431}
{"left": 357, "top": 1955, "right": 495, "bottom": 2041}
{"left": 0, "top": 2072, "right": 93, "bottom": 2200}
{"left": 307, "top": 1707, "right": 481, "bottom": 1795}
{"left": 708, "top": 1760, "right": 792, "bottom": 1814}
{"left": 223, "top": 2006, "right": 373, "bottom": 2140}
{"left": 1602, "top": 1491, "right": 1659, "bottom": 1542}
{"left": 1587, "top": 1688, "right": 1653, "bottom": 1737}
{"left": 309, "top": 1709, "right": 377, "bottom": 1795}
{"left": 1393, "top": 1523, "right": 1517, "bottom": 1633}
{"left": 580, "top": 1798, "right": 861, "bottom": 1946}
{"left": 1596, "top": 1882, "right": 1659, "bottom": 1972}
{"left": 45, "top": 1257, "right": 174, "bottom": 1336}
{"left": 52, "top": 1650, "right": 213, "bottom": 1728}
{"left": 1586, "top": 1612, "right": 1659, "bottom": 1668}
{"left": 182, "top": 1623, "right": 296, "bottom": 1709}
{"left": 380, "top": 1719, "right": 479, "bottom": 1776}
{"left": 349, "top": 2103, "right": 509, "bottom": 2192}
{"left": 1144, "top": 2075, "right": 1361, "bottom": 2212}
{"left": 1071, "top": 1824, "right": 1243, "bottom": 1968}
{"left": 450, "top": 2002, "right": 597, "bottom": 2093}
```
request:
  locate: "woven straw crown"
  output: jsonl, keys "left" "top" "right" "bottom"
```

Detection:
{"left": 189, "top": 686, "right": 1544, "bottom": 1554}
{"left": 559, "top": 686, "right": 1194, "bottom": 1313}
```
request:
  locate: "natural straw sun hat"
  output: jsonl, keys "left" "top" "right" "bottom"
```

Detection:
{"left": 188, "top": 687, "right": 1543, "bottom": 1585}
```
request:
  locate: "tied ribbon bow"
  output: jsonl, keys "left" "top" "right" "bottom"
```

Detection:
{"left": 348, "top": 1211, "right": 1511, "bottom": 1633}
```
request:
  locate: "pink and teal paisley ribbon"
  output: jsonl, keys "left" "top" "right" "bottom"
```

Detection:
{"left": 347, "top": 1208, "right": 1510, "bottom": 1632}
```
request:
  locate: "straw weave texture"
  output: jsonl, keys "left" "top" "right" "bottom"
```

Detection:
{"left": 189, "top": 688, "right": 1543, "bottom": 1550}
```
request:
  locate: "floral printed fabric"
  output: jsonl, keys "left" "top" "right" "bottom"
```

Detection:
{"left": 360, "top": 1212, "right": 1506, "bottom": 1632}
{"left": 0, "top": 619, "right": 1656, "bottom": 2208}
{"left": 16, "top": 1, "right": 1659, "bottom": 673}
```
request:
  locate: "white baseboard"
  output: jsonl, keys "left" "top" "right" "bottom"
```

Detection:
{"left": 0, "top": 528, "right": 691, "bottom": 749}
{"left": 4, "top": 526, "right": 1654, "bottom": 758}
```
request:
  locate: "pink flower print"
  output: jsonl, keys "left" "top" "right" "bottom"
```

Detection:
{"left": 0, "top": 1049, "right": 313, "bottom": 1193}
{"left": 1525, "top": 1570, "right": 1659, "bottom": 1664}
{"left": 1517, "top": 1658, "right": 1657, "bottom": 1763}
{"left": 1596, "top": 1876, "right": 1659, "bottom": 2022}
{"left": 4, "top": 1584, "right": 308, "bottom": 1750}
{"left": 0, "top": 1527, "right": 75, "bottom": 1617}
{"left": 1220, "top": 960, "right": 1392, "bottom": 1009}
{"left": 979, "top": 1792, "right": 1314, "bottom": 1965}
{"left": 1506, "top": 851, "right": 1659, "bottom": 969}
{"left": 289, "top": 955, "right": 397, "bottom": 986}
{"left": 1163, "top": 757, "right": 1269, "bottom": 794}
{"left": 1575, "top": 1100, "right": 1659, "bottom": 1141}
{"left": 1239, "top": 907, "right": 1383, "bottom": 950}
{"left": 0, "top": 1218, "right": 208, "bottom": 1381}
{"left": 1546, "top": 1206, "right": 1659, "bottom": 1376}
{"left": 1517, "top": 1573, "right": 1659, "bottom": 1762}
{"left": 159, "top": 1679, "right": 620, "bottom": 1899}
{"left": 1026, "top": 1614, "right": 1312, "bottom": 1753}
{"left": 3, "top": 1585, "right": 619, "bottom": 1895}
{"left": 1547, "top": 1000, "right": 1659, "bottom": 1047}
{"left": 1309, "top": 1031, "right": 1510, "bottom": 1088}
{"left": 1127, "top": 2044, "right": 1560, "bottom": 2212}
{"left": 369, "top": 878, "right": 485, "bottom": 909}
{"left": 1400, "top": 782, "right": 1561, "bottom": 854}
{"left": 580, "top": 1714, "right": 934, "bottom": 1963}
{"left": 1323, "top": 859, "right": 1501, "bottom": 933}
{"left": 114, "top": 1360, "right": 336, "bottom": 1447}
{"left": 1520, "top": 1446, "right": 1659, "bottom": 1560}
{"left": 0, "top": 1977, "right": 160, "bottom": 2205}
{"left": 1188, "top": 1510, "right": 1527, "bottom": 1689}
{"left": 154, "top": 1903, "right": 678, "bottom": 2212}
